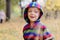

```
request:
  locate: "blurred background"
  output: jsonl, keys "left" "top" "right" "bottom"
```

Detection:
{"left": 0, "top": 0, "right": 60, "bottom": 40}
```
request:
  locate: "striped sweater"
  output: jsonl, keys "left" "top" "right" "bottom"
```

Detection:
{"left": 23, "top": 22, "right": 53, "bottom": 40}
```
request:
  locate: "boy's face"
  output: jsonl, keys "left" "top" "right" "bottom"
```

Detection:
{"left": 28, "top": 7, "right": 40, "bottom": 22}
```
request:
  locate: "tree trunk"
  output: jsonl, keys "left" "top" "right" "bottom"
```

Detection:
{"left": 54, "top": 10, "right": 58, "bottom": 19}
{"left": 32, "top": 0, "right": 37, "bottom": 2}
{"left": 20, "top": 0, "right": 23, "bottom": 17}
{"left": 6, "top": 0, "right": 11, "bottom": 21}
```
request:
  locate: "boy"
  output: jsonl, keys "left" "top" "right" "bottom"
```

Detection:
{"left": 23, "top": 2, "right": 54, "bottom": 40}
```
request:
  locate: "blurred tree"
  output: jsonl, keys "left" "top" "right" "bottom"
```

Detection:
{"left": 45, "top": 13, "right": 50, "bottom": 19}
{"left": 32, "top": 0, "right": 37, "bottom": 2}
{"left": 6, "top": 0, "right": 11, "bottom": 21}
{"left": 19, "top": 0, "right": 23, "bottom": 17}
{"left": 11, "top": 0, "right": 20, "bottom": 17}
{"left": 55, "top": 0, "right": 60, "bottom": 7}
{"left": 11, "top": 0, "right": 19, "bottom": 6}
{"left": 54, "top": 6, "right": 58, "bottom": 19}
{"left": 19, "top": 0, "right": 29, "bottom": 17}
{"left": 54, "top": 10, "right": 58, "bottom": 19}
{"left": 0, "top": 0, "right": 5, "bottom": 10}
{"left": 46, "top": 0, "right": 55, "bottom": 10}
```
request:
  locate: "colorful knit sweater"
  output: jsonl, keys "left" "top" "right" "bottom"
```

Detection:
{"left": 23, "top": 22, "right": 53, "bottom": 40}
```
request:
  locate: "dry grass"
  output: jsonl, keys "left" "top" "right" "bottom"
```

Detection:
{"left": 0, "top": 17, "right": 60, "bottom": 40}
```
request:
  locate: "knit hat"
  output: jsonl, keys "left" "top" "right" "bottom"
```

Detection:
{"left": 24, "top": 2, "right": 43, "bottom": 23}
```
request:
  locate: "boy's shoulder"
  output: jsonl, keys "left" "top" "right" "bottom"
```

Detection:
{"left": 23, "top": 23, "right": 29, "bottom": 31}
{"left": 38, "top": 22, "right": 47, "bottom": 30}
{"left": 24, "top": 23, "right": 29, "bottom": 27}
{"left": 38, "top": 22, "right": 46, "bottom": 27}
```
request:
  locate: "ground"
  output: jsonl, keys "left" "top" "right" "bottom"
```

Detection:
{"left": 0, "top": 16, "right": 60, "bottom": 40}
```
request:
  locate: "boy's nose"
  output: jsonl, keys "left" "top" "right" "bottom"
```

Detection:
{"left": 31, "top": 11, "right": 35, "bottom": 15}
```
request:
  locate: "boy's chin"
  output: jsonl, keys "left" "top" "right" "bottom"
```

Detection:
{"left": 30, "top": 20, "right": 37, "bottom": 22}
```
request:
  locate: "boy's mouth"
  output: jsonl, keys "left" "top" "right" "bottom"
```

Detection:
{"left": 30, "top": 16, "right": 35, "bottom": 18}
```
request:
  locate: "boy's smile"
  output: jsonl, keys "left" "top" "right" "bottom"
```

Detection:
{"left": 28, "top": 7, "right": 40, "bottom": 22}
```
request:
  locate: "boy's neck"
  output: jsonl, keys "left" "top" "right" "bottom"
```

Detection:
{"left": 30, "top": 21, "right": 35, "bottom": 27}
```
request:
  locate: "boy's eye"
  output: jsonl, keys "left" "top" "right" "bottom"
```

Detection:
{"left": 34, "top": 10, "right": 39, "bottom": 13}
{"left": 28, "top": 11, "right": 32, "bottom": 12}
{"left": 34, "top": 11, "right": 38, "bottom": 13}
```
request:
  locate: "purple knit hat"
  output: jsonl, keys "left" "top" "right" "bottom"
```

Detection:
{"left": 24, "top": 2, "right": 43, "bottom": 23}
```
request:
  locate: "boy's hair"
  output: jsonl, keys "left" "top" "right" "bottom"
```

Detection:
{"left": 24, "top": 2, "right": 43, "bottom": 23}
